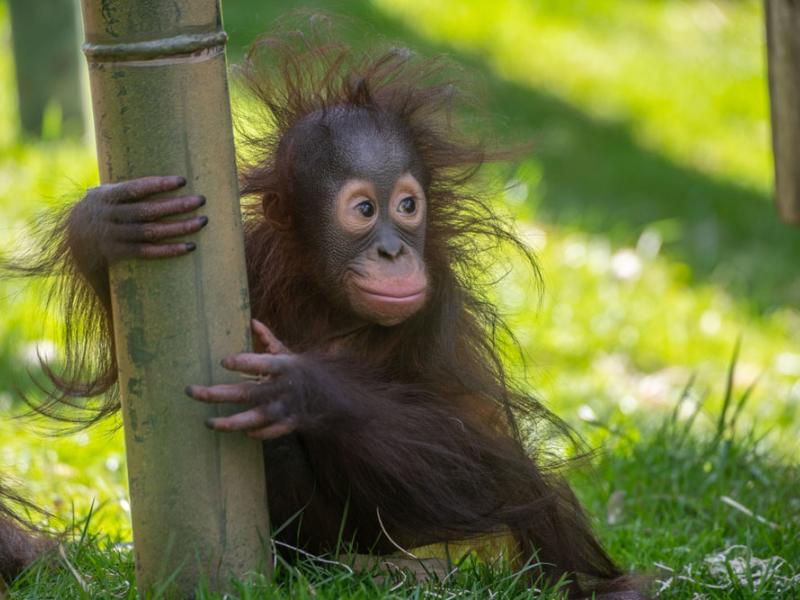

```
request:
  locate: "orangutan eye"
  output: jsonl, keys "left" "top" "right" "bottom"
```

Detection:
{"left": 356, "top": 200, "right": 375, "bottom": 218}
{"left": 398, "top": 196, "right": 416, "bottom": 214}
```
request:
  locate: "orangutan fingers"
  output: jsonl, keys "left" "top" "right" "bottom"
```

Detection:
{"left": 206, "top": 408, "right": 268, "bottom": 432}
{"left": 98, "top": 176, "right": 186, "bottom": 204}
{"left": 220, "top": 352, "right": 295, "bottom": 376}
{"left": 251, "top": 319, "right": 288, "bottom": 354}
{"left": 111, "top": 195, "right": 206, "bottom": 223}
{"left": 188, "top": 377, "right": 289, "bottom": 406}
{"left": 112, "top": 216, "right": 208, "bottom": 242}
{"left": 246, "top": 418, "right": 297, "bottom": 440}
{"left": 111, "top": 241, "right": 196, "bottom": 260}
{"left": 185, "top": 381, "right": 258, "bottom": 404}
{"left": 205, "top": 402, "right": 286, "bottom": 433}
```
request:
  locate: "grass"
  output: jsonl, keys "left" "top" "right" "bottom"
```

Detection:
{"left": 8, "top": 395, "right": 800, "bottom": 599}
{"left": 0, "top": 0, "right": 798, "bottom": 597}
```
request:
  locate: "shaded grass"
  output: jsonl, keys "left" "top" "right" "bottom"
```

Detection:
{"left": 576, "top": 359, "right": 800, "bottom": 599}
{"left": 585, "top": 428, "right": 799, "bottom": 599}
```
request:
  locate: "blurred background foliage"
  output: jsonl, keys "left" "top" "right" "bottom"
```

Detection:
{"left": 0, "top": 0, "right": 797, "bottom": 546}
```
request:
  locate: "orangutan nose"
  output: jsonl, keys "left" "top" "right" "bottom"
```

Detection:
{"left": 376, "top": 236, "right": 405, "bottom": 260}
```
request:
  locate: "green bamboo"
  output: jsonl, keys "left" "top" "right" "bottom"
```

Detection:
{"left": 766, "top": 0, "right": 800, "bottom": 226}
{"left": 78, "top": 0, "right": 270, "bottom": 593}
{"left": 8, "top": 0, "right": 86, "bottom": 137}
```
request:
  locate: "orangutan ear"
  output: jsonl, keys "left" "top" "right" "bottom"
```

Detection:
{"left": 261, "top": 191, "right": 293, "bottom": 231}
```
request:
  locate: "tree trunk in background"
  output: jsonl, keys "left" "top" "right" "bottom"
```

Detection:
{"left": 766, "top": 0, "right": 800, "bottom": 226}
{"left": 78, "top": 0, "right": 270, "bottom": 594}
{"left": 8, "top": 0, "right": 86, "bottom": 137}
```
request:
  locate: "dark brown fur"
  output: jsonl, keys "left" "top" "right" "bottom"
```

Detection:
{"left": 3, "top": 19, "right": 643, "bottom": 597}
{"left": 0, "top": 482, "right": 55, "bottom": 583}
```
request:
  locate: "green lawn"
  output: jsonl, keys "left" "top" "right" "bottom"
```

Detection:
{"left": 1, "top": 0, "right": 798, "bottom": 598}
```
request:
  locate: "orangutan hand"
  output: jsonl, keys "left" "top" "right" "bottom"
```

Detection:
{"left": 185, "top": 319, "right": 303, "bottom": 440}
{"left": 69, "top": 175, "right": 207, "bottom": 263}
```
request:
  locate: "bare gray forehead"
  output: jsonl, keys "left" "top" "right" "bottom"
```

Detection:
{"left": 331, "top": 119, "right": 412, "bottom": 174}
{"left": 288, "top": 106, "right": 420, "bottom": 183}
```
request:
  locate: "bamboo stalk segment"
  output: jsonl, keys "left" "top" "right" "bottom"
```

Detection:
{"left": 78, "top": 0, "right": 270, "bottom": 593}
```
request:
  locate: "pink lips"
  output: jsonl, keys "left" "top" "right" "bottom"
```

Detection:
{"left": 356, "top": 284, "right": 427, "bottom": 305}
{"left": 352, "top": 278, "right": 428, "bottom": 324}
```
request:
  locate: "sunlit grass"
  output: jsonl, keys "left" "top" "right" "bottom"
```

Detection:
{"left": 496, "top": 196, "right": 800, "bottom": 447}
{"left": 0, "top": 412, "right": 128, "bottom": 540}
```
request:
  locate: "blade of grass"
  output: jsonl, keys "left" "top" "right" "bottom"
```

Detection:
{"left": 716, "top": 337, "right": 742, "bottom": 439}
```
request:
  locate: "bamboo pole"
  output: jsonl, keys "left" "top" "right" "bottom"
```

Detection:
{"left": 77, "top": 0, "right": 270, "bottom": 594}
{"left": 765, "top": 0, "right": 800, "bottom": 226}
{"left": 8, "top": 0, "right": 85, "bottom": 137}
